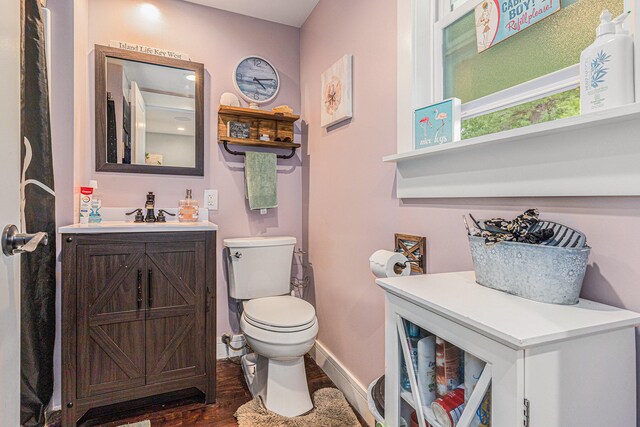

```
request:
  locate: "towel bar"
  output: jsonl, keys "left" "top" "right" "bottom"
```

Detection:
{"left": 222, "top": 141, "right": 297, "bottom": 160}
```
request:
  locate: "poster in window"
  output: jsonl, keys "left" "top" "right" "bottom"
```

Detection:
{"left": 414, "top": 98, "right": 461, "bottom": 150}
{"left": 475, "top": 0, "right": 561, "bottom": 53}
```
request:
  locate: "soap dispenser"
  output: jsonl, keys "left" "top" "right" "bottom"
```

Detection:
{"left": 179, "top": 189, "right": 199, "bottom": 223}
{"left": 88, "top": 180, "right": 102, "bottom": 223}
{"left": 580, "top": 10, "right": 635, "bottom": 113}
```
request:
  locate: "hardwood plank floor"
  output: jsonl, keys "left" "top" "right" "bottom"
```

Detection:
{"left": 48, "top": 356, "right": 367, "bottom": 426}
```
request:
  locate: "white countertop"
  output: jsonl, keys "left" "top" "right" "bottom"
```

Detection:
{"left": 59, "top": 207, "right": 217, "bottom": 234}
{"left": 59, "top": 220, "right": 217, "bottom": 234}
{"left": 377, "top": 271, "right": 640, "bottom": 349}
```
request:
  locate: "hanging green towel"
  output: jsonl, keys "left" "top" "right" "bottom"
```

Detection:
{"left": 245, "top": 151, "right": 278, "bottom": 210}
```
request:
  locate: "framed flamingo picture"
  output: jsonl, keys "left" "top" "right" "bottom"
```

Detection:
{"left": 414, "top": 98, "right": 461, "bottom": 150}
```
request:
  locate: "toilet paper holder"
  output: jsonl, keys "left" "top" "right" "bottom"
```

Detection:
{"left": 394, "top": 233, "right": 427, "bottom": 274}
{"left": 393, "top": 257, "right": 422, "bottom": 275}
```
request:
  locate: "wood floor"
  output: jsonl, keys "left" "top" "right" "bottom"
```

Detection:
{"left": 48, "top": 356, "right": 367, "bottom": 426}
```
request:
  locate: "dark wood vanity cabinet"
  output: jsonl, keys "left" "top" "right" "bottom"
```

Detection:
{"left": 61, "top": 232, "right": 216, "bottom": 426}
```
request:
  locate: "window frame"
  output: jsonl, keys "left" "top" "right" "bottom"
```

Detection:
{"left": 430, "top": 0, "right": 636, "bottom": 121}
{"left": 390, "top": 0, "right": 640, "bottom": 199}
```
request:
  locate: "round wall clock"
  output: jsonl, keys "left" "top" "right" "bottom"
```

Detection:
{"left": 233, "top": 56, "right": 280, "bottom": 107}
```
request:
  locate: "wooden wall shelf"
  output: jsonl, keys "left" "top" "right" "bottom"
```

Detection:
{"left": 220, "top": 137, "right": 300, "bottom": 150}
{"left": 219, "top": 105, "right": 300, "bottom": 122}
{"left": 217, "top": 106, "right": 301, "bottom": 159}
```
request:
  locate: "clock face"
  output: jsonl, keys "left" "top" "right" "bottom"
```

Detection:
{"left": 234, "top": 56, "right": 280, "bottom": 104}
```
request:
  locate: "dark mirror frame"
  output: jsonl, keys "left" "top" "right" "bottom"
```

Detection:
{"left": 94, "top": 44, "right": 205, "bottom": 176}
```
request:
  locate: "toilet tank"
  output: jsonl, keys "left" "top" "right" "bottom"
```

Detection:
{"left": 224, "top": 236, "right": 296, "bottom": 300}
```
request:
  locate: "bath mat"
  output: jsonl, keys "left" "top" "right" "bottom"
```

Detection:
{"left": 235, "top": 387, "right": 360, "bottom": 426}
{"left": 117, "top": 421, "right": 151, "bottom": 427}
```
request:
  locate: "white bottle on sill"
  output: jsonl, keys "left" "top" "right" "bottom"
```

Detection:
{"left": 580, "top": 10, "right": 635, "bottom": 114}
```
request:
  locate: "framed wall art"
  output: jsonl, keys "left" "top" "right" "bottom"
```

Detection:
{"left": 321, "top": 54, "right": 353, "bottom": 128}
{"left": 414, "top": 98, "right": 461, "bottom": 150}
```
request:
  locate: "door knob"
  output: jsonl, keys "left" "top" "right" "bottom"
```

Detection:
{"left": 2, "top": 224, "right": 48, "bottom": 256}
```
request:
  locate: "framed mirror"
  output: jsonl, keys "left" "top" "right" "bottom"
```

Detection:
{"left": 95, "top": 45, "right": 204, "bottom": 176}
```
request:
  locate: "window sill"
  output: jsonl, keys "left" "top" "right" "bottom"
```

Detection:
{"left": 385, "top": 103, "right": 640, "bottom": 163}
{"left": 386, "top": 102, "right": 640, "bottom": 198}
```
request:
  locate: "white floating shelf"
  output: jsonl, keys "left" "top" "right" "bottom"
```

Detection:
{"left": 385, "top": 103, "right": 640, "bottom": 198}
{"left": 385, "top": 103, "right": 640, "bottom": 163}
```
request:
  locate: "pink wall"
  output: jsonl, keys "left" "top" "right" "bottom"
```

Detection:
{"left": 50, "top": 0, "right": 303, "bottom": 408}
{"left": 82, "top": 0, "right": 303, "bottom": 337}
{"left": 301, "top": 0, "right": 640, "bottom": 403}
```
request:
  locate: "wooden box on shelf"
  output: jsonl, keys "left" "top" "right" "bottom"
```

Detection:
{"left": 217, "top": 105, "right": 300, "bottom": 150}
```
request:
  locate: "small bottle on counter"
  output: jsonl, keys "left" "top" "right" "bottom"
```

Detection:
{"left": 88, "top": 180, "right": 102, "bottom": 223}
{"left": 179, "top": 189, "right": 199, "bottom": 222}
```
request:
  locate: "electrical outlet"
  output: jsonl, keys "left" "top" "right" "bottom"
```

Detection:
{"left": 204, "top": 189, "right": 218, "bottom": 210}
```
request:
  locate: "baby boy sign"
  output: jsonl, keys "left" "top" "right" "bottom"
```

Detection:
{"left": 475, "top": 0, "right": 561, "bottom": 53}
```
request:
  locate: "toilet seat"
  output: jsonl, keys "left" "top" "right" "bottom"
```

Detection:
{"left": 243, "top": 296, "right": 316, "bottom": 332}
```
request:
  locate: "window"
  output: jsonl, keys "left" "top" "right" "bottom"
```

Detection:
{"left": 433, "top": 0, "right": 627, "bottom": 139}
{"left": 391, "top": 0, "right": 640, "bottom": 199}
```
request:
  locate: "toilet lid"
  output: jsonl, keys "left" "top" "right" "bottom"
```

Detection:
{"left": 243, "top": 296, "right": 316, "bottom": 329}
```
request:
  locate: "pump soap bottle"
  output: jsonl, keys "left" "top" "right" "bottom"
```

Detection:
{"left": 88, "top": 180, "right": 102, "bottom": 223}
{"left": 580, "top": 10, "right": 635, "bottom": 113}
{"left": 179, "top": 189, "right": 199, "bottom": 223}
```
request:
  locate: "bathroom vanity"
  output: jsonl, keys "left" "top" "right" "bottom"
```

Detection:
{"left": 378, "top": 271, "right": 640, "bottom": 427}
{"left": 59, "top": 220, "right": 217, "bottom": 426}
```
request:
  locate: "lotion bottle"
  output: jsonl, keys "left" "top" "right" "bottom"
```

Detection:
{"left": 580, "top": 10, "right": 635, "bottom": 113}
{"left": 178, "top": 189, "right": 199, "bottom": 222}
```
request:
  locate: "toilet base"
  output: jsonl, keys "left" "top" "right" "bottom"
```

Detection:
{"left": 241, "top": 352, "right": 314, "bottom": 417}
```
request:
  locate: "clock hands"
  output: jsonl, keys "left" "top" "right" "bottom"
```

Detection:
{"left": 253, "top": 77, "right": 266, "bottom": 90}
{"left": 253, "top": 78, "right": 276, "bottom": 88}
{"left": 253, "top": 77, "right": 267, "bottom": 90}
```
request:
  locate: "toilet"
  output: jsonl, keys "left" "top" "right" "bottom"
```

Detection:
{"left": 224, "top": 236, "right": 318, "bottom": 417}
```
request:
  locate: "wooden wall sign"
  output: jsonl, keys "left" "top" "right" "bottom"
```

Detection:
{"left": 109, "top": 40, "right": 190, "bottom": 60}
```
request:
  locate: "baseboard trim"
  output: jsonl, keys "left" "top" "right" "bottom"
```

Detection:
{"left": 310, "top": 340, "right": 375, "bottom": 426}
{"left": 216, "top": 334, "right": 247, "bottom": 360}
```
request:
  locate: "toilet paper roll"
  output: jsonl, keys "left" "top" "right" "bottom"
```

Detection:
{"left": 369, "top": 250, "right": 411, "bottom": 278}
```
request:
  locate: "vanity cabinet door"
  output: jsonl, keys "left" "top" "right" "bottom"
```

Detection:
{"left": 144, "top": 241, "right": 206, "bottom": 384}
{"left": 76, "top": 244, "right": 147, "bottom": 398}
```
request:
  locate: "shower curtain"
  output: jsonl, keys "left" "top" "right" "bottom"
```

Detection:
{"left": 21, "top": 0, "right": 56, "bottom": 425}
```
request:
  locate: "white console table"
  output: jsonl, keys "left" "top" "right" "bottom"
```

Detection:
{"left": 377, "top": 271, "right": 640, "bottom": 427}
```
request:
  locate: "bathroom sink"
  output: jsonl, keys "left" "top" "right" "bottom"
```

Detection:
{"left": 58, "top": 207, "right": 218, "bottom": 234}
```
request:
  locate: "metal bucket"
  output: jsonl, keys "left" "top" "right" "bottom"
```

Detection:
{"left": 468, "top": 236, "right": 590, "bottom": 305}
